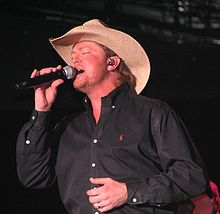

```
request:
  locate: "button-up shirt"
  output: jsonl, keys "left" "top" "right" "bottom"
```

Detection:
{"left": 16, "top": 84, "right": 208, "bottom": 214}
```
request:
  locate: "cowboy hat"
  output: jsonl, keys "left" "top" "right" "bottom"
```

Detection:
{"left": 49, "top": 19, "right": 150, "bottom": 94}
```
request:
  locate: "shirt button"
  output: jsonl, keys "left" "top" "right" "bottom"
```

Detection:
{"left": 92, "top": 163, "right": 96, "bottom": 167}
{"left": 25, "top": 140, "right": 31, "bottom": 145}
{"left": 93, "top": 139, "right": 98, "bottom": 144}
{"left": 132, "top": 198, "right": 137, "bottom": 203}
{"left": 112, "top": 105, "right": 115, "bottom": 109}
{"left": 84, "top": 99, "right": 87, "bottom": 103}
{"left": 95, "top": 212, "right": 99, "bottom": 214}
{"left": 32, "top": 116, "right": 36, "bottom": 120}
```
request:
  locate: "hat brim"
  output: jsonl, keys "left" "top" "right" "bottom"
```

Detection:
{"left": 49, "top": 19, "right": 150, "bottom": 94}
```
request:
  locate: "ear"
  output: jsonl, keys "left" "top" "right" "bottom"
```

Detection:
{"left": 107, "top": 56, "right": 120, "bottom": 71}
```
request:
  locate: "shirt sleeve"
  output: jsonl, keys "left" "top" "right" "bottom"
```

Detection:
{"left": 126, "top": 102, "right": 209, "bottom": 207}
{"left": 16, "top": 110, "right": 57, "bottom": 189}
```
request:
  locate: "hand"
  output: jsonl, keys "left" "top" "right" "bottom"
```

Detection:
{"left": 87, "top": 177, "right": 128, "bottom": 212}
{"left": 31, "top": 65, "right": 64, "bottom": 111}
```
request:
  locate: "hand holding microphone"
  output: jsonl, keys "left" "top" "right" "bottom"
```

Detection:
{"left": 16, "top": 65, "right": 83, "bottom": 111}
{"left": 15, "top": 65, "right": 81, "bottom": 90}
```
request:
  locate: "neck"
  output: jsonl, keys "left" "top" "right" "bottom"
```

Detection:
{"left": 90, "top": 98, "right": 102, "bottom": 124}
{"left": 87, "top": 82, "right": 122, "bottom": 123}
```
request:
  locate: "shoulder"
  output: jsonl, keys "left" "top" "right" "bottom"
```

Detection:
{"left": 131, "top": 93, "right": 172, "bottom": 113}
{"left": 129, "top": 94, "right": 181, "bottom": 126}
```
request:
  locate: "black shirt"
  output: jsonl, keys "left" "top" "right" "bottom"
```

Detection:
{"left": 16, "top": 85, "right": 208, "bottom": 214}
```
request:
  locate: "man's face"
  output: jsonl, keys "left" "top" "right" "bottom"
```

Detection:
{"left": 71, "top": 41, "right": 108, "bottom": 93}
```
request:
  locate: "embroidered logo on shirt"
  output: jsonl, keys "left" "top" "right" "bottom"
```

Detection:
{"left": 119, "top": 133, "right": 124, "bottom": 142}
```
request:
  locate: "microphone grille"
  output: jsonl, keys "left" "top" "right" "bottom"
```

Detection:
{"left": 63, "top": 66, "right": 78, "bottom": 79}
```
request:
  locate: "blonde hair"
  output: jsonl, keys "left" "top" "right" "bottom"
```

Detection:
{"left": 101, "top": 45, "right": 137, "bottom": 91}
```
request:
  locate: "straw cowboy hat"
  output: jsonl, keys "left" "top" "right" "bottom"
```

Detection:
{"left": 49, "top": 19, "right": 150, "bottom": 94}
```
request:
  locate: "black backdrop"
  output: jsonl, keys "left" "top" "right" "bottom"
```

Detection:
{"left": 2, "top": 9, "right": 220, "bottom": 214}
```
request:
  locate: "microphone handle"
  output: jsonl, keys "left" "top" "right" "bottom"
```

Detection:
{"left": 15, "top": 70, "right": 66, "bottom": 90}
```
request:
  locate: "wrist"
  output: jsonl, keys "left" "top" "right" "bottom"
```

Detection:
{"left": 35, "top": 108, "right": 51, "bottom": 112}
{"left": 35, "top": 105, "right": 52, "bottom": 112}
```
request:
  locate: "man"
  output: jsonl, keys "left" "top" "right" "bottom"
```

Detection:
{"left": 16, "top": 19, "right": 210, "bottom": 214}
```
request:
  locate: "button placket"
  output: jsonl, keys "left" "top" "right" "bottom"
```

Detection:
{"left": 89, "top": 100, "right": 112, "bottom": 187}
{"left": 90, "top": 135, "right": 98, "bottom": 179}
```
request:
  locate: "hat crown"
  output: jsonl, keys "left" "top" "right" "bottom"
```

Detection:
{"left": 83, "top": 19, "right": 109, "bottom": 28}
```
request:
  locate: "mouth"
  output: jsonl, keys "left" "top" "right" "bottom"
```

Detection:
{"left": 74, "top": 69, "right": 85, "bottom": 81}
{"left": 76, "top": 69, "right": 84, "bottom": 74}
{"left": 75, "top": 69, "right": 85, "bottom": 79}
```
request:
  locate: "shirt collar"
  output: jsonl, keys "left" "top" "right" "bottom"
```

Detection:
{"left": 83, "top": 84, "right": 133, "bottom": 110}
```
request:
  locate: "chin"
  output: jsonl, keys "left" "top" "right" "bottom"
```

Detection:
{"left": 73, "top": 82, "right": 87, "bottom": 93}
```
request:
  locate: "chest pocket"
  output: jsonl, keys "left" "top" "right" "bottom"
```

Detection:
{"left": 102, "top": 122, "right": 163, "bottom": 173}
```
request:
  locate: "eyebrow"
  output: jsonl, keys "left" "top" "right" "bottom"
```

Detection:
{"left": 71, "top": 46, "right": 91, "bottom": 55}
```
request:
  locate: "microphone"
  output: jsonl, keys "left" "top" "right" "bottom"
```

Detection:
{"left": 15, "top": 66, "right": 82, "bottom": 90}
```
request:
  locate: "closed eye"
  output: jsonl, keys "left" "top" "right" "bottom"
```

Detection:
{"left": 82, "top": 51, "right": 90, "bottom": 55}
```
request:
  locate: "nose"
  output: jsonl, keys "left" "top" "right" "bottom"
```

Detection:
{"left": 71, "top": 60, "right": 81, "bottom": 70}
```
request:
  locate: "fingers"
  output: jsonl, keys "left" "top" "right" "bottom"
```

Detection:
{"left": 92, "top": 200, "right": 111, "bottom": 212}
{"left": 97, "top": 203, "right": 112, "bottom": 213}
{"left": 88, "top": 192, "right": 102, "bottom": 203}
{"left": 56, "top": 64, "right": 62, "bottom": 70}
{"left": 30, "top": 65, "right": 62, "bottom": 78}
{"left": 87, "top": 178, "right": 111, "bottom": 212}
{"left": 50, "top": 79, "right": 64, "bottom": 89}
{"left": 96, "top": 199, "right": 111, "bottom": 209}
{"left": 89, "top": 177, "right": 109, "bottom": 185}
{"left": 31, "top": 69, "right": 39, "bottom": 78}
{"left": 92, "top": 199, "right": 113, "bottom": 213}
{"left": 87, "top": 185, "right": 105, "bottom": 210}
{"left": 87, "top": 177, "right": 128, "bottom": 212}
{"left": 94, "top": 203, "right": 99, "bottom": 209}
{"left": 30, "top": 65, "right": 64, "bottom": 89}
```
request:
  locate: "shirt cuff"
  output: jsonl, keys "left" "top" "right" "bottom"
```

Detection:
{"left": 126, "top": 181, "right": 144, "bottom": 205}
{"left": 30, "top": 109, "right": 51, "bottom": 128}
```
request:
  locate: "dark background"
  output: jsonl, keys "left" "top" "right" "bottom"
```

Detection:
{"left": 1, "top": 1, "right": 220, "bottom": 213}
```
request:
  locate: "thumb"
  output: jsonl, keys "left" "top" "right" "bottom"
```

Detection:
{"left": 89, "top": 177, "right": 108, "bottom": 185}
